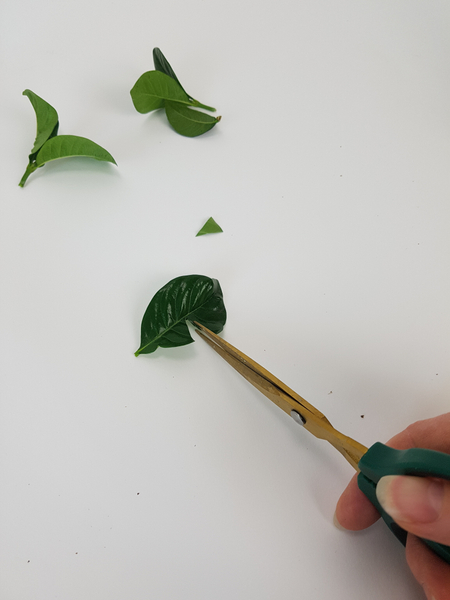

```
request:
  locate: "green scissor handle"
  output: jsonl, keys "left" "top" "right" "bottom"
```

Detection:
{"left": 357, "top": 442, "right": 450, "bottom": 564}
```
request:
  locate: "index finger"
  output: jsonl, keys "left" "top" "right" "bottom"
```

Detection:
{"left": 387, "top": 412, "right": 450, "bottom": 453}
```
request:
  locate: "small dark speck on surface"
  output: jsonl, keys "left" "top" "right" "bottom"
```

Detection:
{"left": 328, "top": 391, "right": 332, "bottom": 395}
{"left": 137, "top": 492, "right": 140, "bottom": 495}
{"left": 361, "top": 415, "right": 364, "bottom": 418}
{"left": 27, "top": 560, "right": 30, "bottom": 563}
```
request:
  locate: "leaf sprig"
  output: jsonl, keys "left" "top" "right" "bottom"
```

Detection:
{"left": 135, "top": 274, "right": 226, "bottom": 356}
{"left": 130, "top": 48, "right": 221, "bottom": 137}
{"left": 19, "top": 90, "right": 116, "bottom": 187}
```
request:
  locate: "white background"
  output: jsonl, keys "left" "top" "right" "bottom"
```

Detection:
{"left": 1, "top": 1, "right": 449, "bottom": 598}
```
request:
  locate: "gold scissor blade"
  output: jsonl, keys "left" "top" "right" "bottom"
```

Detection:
{"left": 194, "top": 322, "right": 327, "bottom": 418}
{"left": 194, "top": 322, "right": 368, "bottom": 470}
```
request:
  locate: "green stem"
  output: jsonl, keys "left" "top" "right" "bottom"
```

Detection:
{"left": 190, "top": 98, "right": 216, "bottom": 112}
{"left": 18, "top": 162, "right": 37, "bottom": 187}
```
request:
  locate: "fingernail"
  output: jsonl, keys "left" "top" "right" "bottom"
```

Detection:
{"left": 333, "top": 511, "right": 347, "bottom": 530}
{"left": 376, "top": 475, "right": 444, "bottom": 524}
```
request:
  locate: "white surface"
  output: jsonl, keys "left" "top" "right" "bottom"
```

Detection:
{"left": 1, "top": 1, "right": 449, "bottom": 598}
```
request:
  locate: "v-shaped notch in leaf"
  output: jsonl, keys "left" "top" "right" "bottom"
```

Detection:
{"left": 135, "top": 274, "right": 226, "bottom": 356}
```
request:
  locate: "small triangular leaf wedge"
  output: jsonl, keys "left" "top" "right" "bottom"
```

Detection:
{"left": 196, "top": 217, "right": 223, "bottom": 236}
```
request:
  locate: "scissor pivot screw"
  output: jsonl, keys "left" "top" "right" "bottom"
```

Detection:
{"left": 291, "top": 410, "right": 306, "bottom": 426}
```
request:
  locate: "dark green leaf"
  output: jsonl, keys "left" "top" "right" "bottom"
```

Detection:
{"left": 35, "top": 135, "right": 117, "bottom": 167}
{"left": 196, "top": 217, "right": 223, "bottom": 236}
{"left": 153, "top": 47, "right": 188, "bottom": 96}
{"left": 23, "top": 89, "right": 59, "bottom": 159}
{"left": 135, "top": 275, "right": 226, "bottom": 356}
{"left": 130, "top": 71, "right": 190, "bottom": 114}
{"left": 165, "top": 101, "right": 221, "bottom": 137}
{"left": 152, "top": 48, "right": 216, "bottom": 112}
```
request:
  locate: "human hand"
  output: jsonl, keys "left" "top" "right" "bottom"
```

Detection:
{"left": 334, "top": 413, "right": 450, "bottom": 600}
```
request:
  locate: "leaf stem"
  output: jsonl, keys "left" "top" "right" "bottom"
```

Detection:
{"left": 189, "top": 99, "right": 216, "bottom": 112}
{"left": 18, "top": 163, "right": 38, "bottom": 187}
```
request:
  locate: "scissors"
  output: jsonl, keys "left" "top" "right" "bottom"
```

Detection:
{"left": 194, "top": 322, "right": 450, "bottom": 564}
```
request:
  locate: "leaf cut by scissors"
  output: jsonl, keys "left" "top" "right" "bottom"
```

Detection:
{"left": 135, "top": 275, "right": 226, "bottom": 356}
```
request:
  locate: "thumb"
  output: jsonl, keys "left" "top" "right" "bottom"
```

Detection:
{"left": 376, "top": 475, "right": 450, "bottom": 546}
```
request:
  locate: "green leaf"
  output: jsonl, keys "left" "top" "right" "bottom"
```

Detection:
{"left": 23, "top": 89, "right": 59, "bottom": 158}
{"left": 19, "top": 91, "right": 117, "bottom": 187}
{"left": 35, "top": 135, "right": 117, "bottom": 167}
{"left": 153, "top": 47, "right": 187, "bottom": 96}
{"left": 152, "top": 48, "right": 216, "bottom": 112}
{"left": 135, "top": 275, "right": 226, "bottom": 356}
{"left": 196, "top": 217, "right": 223, "bottom": 236}
{"left": 130, "top": 71, "right": 190, "bottom": 114}
{"left": 165, "top": 101, "right": 221, "bottom": 137}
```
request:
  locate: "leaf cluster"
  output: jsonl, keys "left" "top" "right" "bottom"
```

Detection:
{"left": 135, "top": 275, "right": 226, "bottom": 356}
{"left": 130, "top": 48, "right": 221, "bottom": 138}
{"left": 19, "top": 90, "right": 116, "bottom": 187}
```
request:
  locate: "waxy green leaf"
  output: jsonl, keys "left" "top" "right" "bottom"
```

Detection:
{"left": 165, "top": 101, "right": 221, "bottom": 137}
{"left": 135, "top": 275, "right": 226, "bottom": 356}
{"left": 22, "top": 89, "right": 59, "bottom": 159}
{"left": 131, "top": 48, "right": 220, "bottom": 136}
{"left": 130, "top": 71, "right": 190, "bottom": 114}
{"left": 152, "top": 48, "right": 216, "bottom": 112}
{"left": 35, "top": 135, "right": 116, "bottom": 167}
{"left": 153, "top": 47, "right": 187, "bottom": 96}
{"left": 196, "top": 217, "right": 223, "bottom": 236}
{"left": 19, "top": 90, "right": 116, "bottom": 187}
